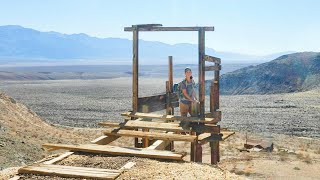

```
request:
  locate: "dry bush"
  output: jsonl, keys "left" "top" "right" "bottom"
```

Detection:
{"left": 315, "top": 148, "right": 320, "bottom": 154}
{"left": 303, "top": 154, "right": 312, "bottom": 164}
{"left": 293, "top": 167, "right": 300, "bottom": 170}
{"left": 278, "top": 151, "right": 288, "bottom": 161}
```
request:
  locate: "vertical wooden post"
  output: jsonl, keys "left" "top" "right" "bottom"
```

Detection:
{"left": 198, "top": 28, "right": 205, "bottom": 119}
{"left": 195, "top": 141, "right": 202, "bottom": 162}
{"left": 214, "top": 66, "right": 220, "bottom": 110}
{"left": 168, "top": 56, "right": 174, "bottom": 115}
{"left": 132, "top": 25, "right": 139, "bottom": 148}
{"left": 210, "top": 141, "right": 219, "bottom": 164}
{"left": 190, "top": 131, "right": 195, "bottom": 161}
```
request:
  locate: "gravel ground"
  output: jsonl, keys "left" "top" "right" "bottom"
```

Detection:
{"left": 0, "top": 77, "right": 319, "bottom": 137}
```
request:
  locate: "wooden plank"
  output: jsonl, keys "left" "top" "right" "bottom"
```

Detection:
{"left": 119, "top": 162, "right": 136, "bottom": 171}
{"left": 204, "top": 55, "right": 221, "bottom": 64}
{"left": 205, "top": 65, "right": 221, "bottom": 71}
{"left": 132, "top": 25, "right": 139, "bottom": 112}
{"left": 125, "top": 120, "right": 188, "bottom": 132}
{"left": 43, "top": 152, "right": 74, "bottom": 165}
{"left": 147, "top": 132, "right": 173, "bottom": 150}
{"left": 137, "top": 93, "right": 178, "bottom": 113}
{"left": 104, "top": 129, "right": 196, "bottom": 142}
{"left": 198, "top": 131, "right": 235, "bottom": 143}
{"left": 99, "top": 121, "right": 188, "bottom": 132}
{"left": 18, "top": 164, "right": 120, "bottom": 180}
{"left": 90, "top": 135, "right": 120, "bottom": 145}
{"left": 8, "top": 176, "right": 20, "bottom": 180}
{"left": 191, "top": 124, "right": 220, "bottom": 134}
{"left": 42, "top": 144, "right": 184, "bottom": 161}
{"left": 124, "top": 26, "right": 214, "bottom": 32}
{"left": 121, "top": 112, "right": 218, "bottom": 124}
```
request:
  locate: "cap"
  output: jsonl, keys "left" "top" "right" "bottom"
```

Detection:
{"left": 185, "top": 67, "right": 192, "bottom": 73}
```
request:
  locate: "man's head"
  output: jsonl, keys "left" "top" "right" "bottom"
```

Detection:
{"left": 184, "top": 67, "right": 192, "bottom": 78}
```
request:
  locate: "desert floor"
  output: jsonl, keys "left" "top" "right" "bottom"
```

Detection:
{"left": 0, "top": 77, "right": 319, "bottom": 179}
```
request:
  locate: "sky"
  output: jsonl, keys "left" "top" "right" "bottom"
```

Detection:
{"left": 0, "top": 0, "right": 319, "bottom": 56}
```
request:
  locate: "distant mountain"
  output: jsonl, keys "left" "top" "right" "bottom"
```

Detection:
{"left": 0, "top": 25, "right": 286, "bottom": 65}
{"left": 212, "top": 52, "right": 320, "bottom": 95}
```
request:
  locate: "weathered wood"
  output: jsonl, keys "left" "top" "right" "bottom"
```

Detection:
{"left": 125, "top": 120, "right": 188, "bottom": 132}
{"left": 18, "top": 164, "right": 120, "bottom": 180}
{"left": 195, "top": 141, "right": 202, "bottom": 163}
{"left": 137, "top": 93, "right": 179, "bottom": 112}
{"left": 43, "top": 152, "right": 74, "bottom": 165}
{"left": 99, "top": 120, "right": 188, "bottom": 132}
{"left": 121, "top": 112, "right": 219, "bottom": 123}
{"left": 205, "top": 65, "right": 221, "bottom": 71}
{"left": 198, "top": 28, "right": 205, "bottom": 119}
{"left": 42, "top": 144, "right": 185, "bottom": 160}
{"left": 147, "top": 132, "right": 174, "bottom": 150}
{"left": 214, "top": 66, "right": 220, "bottom": 109}
{"left": 190, "top": 124, "right": 220, "bottom": 134}
{"left": 142, "top": 128, "right": 150, "bottom": 148}
{"left": 90, "top": 135, "right": 120, "bottom": 145}
{"left": 132, "top": 25, "right": 139, "bottom": 112}
{"left": 8, "top": 176, "right": 20, "bottom": 180}
{"left": 166, "top": 81, "right": 172, "bottom": 115}
{"left": 205, "top": 111, "right": 221, "bottom": 121}
{"left": 104, "top": 129, "right": 196, "bottom": 142}
{"left": 119, "top": 162, "right": 136, "bottom": 171}
{"left": 168, "top": 56, "right": 173, "bottom": 93}
{"left": 210, "top": 141, "right": 219, "bottom": 165}
{"left": 203, "top": 55, "right": 221, "bottom": 64}
{"left": 198, "top": 131, "right": 235, "bottom": 143}
{"left": 124, "top": 26, "right": 214, "bottom": 32}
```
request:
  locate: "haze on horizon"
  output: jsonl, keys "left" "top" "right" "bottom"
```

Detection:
{"left": 0, "top": 0, "right": 319, "bottom": 56}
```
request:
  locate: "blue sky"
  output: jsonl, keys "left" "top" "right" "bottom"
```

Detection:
{"left": 0, "top": 0, "right": 319, "bottom": 55}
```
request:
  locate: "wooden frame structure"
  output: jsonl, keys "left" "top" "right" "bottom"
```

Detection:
{"left": 15, "top": 24, "right": 234, "bottom": 179}
{"left": 122, "top": 24, "right": 227, "bottom": 164}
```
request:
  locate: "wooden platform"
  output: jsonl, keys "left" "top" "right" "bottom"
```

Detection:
{"left": 18, "top": 164, "right": 121, "bottom": 180}
{"left": 43, "top": 144, "right": 185, "bottom": 161}
{"left": 104, "top": 129, "right": 196, "bottom": 142}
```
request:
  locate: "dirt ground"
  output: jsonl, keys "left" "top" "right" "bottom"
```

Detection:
{"left": 0, "top": 77, "right": 319, "bottom": 179}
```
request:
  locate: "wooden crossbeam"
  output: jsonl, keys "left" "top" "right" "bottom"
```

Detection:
{"left": 204, "top": 55, "right": 221, "bottom": 64}
{"left": 99, "top": 120, "right": 189, "bottom": 132}
{"left": 104, "top": 129, "right": 196, "bottom": 142}
{"left": 42, "top": 144, "right": 185, "bottom": 161}
{"left": 190, "top": 124, "right": 220, "bottom": 134}
{"left": 198, "top": 131, "right": 235, "bottom": 144}
{"left": 124, "top": 26, "right": 214, "bottom": 32}
{"left": 18, "top": 164, "right": 120, "bottom": 180}
{"left": 204, "top": 65, "right": 221, "bottom": 71}
{"left": 121, "top": 112, "right": 219, "bottom": 124}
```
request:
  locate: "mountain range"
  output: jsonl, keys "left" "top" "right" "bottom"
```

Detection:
{"left": 0, "top": 25, "right": 292, "bottom": 65}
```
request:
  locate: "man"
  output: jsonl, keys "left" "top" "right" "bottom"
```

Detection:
{"left": 179, "top": 67, "right": 198, "bottom": 128}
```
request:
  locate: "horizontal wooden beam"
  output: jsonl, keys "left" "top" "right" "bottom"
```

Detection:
{"left": 205, "top": 65, "right": 221, "bottom": 71}
{"left": 99, "top": 120, "right": 189, "bottom": 132}
{"left": 42, "top": 144, "right": 185, "bottom": 161}
{"left": 204, "top": 55, "right": 221, "bottom": 64}
{"left": 43, "top": 152, "right": 74, "bottom": 165}
{"left": 198, "top": 131, "right": 235, "bottom": 143}
{"left": 104, "top": 129, "right": 196, "bottom": 142}
{"left": 121, "top": 112, "right": 219, "bottom": 124}
{"left": 18, "top": 164, "right": 120, "bottom": 180}
{"left": 90, "top": 135, "right": 120, "bottom": 145}
{"left": 190, "top": 124, "right": 220, "bottom": 134}
{"left": 124, "top": 26, "right": 214, "bottom": 32}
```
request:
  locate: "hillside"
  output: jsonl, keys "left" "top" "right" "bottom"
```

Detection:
{"left": 215, "top": 52, "right": 320, "bottom": 95}
{"left": 0, "top": 92, "right": 100, "bottom": 170}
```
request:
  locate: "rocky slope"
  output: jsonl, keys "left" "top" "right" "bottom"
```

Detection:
{"left": 0, "top": 92, "right": 99, "bottom": 170}
{"left": 210, "top": 52, "right": 320, "bottom": 95}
